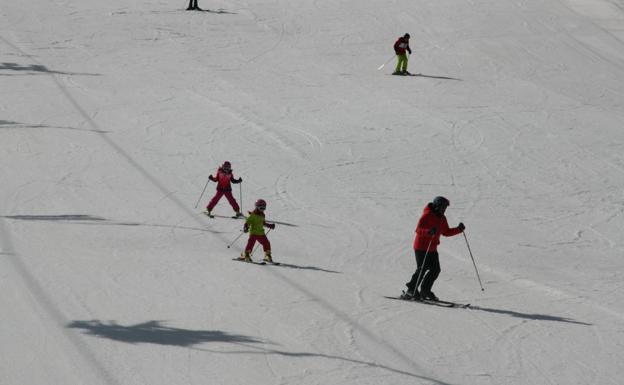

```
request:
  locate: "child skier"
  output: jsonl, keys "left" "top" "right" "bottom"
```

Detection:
{"left": 403, "top": 196, "right": 465, "bottom": 301}
{"left": 204, "top": 161, "right": 243, "bottom": 218}
{"left": 393, "top": 33, "right": 412, "bottom": 75}
{"left": 239, "top": 199, "right": 276, "bottom": 263}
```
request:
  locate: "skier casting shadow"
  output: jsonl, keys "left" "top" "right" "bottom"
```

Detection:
{"left": 392, "top": 33, "right": 412, "bottom": 76}
{"left": 204, "top": 161, "right": 243, "bottom": 218}
{"left": 403, "top": 196, "right": 465, "bottom": 301}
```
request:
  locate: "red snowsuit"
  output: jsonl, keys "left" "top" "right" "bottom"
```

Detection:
{"left": 206, "top": 167, "right": 242, "bottom": 212}
{"left": 413, "top": 204, "right": 463, "bottom": 251}
{"left": 406, "top": 203, "right": 464, "bottom": 296}
{"left": 394, "top": 37, "right": 411, "bottom": 55}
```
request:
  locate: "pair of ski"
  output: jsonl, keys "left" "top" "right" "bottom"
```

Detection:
{"left": 204, "top": 211, "right": 245, "bottom": 220}
{"left": 232, "top": 258, "right": 281, "bottom": 266}
{"left": 385, "top": 291, "right": 470, "bottom": 308}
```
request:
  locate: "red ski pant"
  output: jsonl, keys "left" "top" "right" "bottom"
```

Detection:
{"left": 207, "top": 190, "right": 240, "bottom": 212}
{"left": 245, "top": 235, "right": 271, "bottom": 254}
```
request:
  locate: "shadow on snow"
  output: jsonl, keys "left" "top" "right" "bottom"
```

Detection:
{"left": 2, "top": 214, "right": 222, "bottom": 234}
{"left": 265, "top": 262, "right": 341, "bottom": 274}
{"left": 187, "top": 8, "right": 236, "bottom": 14}
{"left": 67, "top": 320, "right": 260, "bottom": 347}
{"left": 413, "top": 73, "right": 462, "bottom": 81}
{"left": 0, "top": 62, "right": 101, "bottom": 76}
{"left": 68, "top": 319, "right": 458, "bottom": 384}
{"left": 469, "top": 305, "right": 592, "bottom": 325}
{"left": 0, "top": 119, "right": 110, "bottom": 133}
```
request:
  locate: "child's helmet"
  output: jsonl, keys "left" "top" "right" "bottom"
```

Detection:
{"left": 404, "top": 33, "right": 410, "bottom": 39}
{"left": 255, "top": 199, "right": 267, "bottom": 210}
{"left": 222, "top": 161, "right": 231, "bottom": 170}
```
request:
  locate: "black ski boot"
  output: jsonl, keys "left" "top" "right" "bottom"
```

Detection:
{"left": 401, "top": 289, "right": 421, "bottom": 301}
{"left": 421, "top": 291, "right": 438, "bottom": 301}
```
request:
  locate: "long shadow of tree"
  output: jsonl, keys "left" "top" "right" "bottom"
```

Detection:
{"left": 2, "top": 214, "right": 223, "bottom": 234}
{"left": 67, "top": 320, "right": 458, "bottom": 384}
{"left": 469, "top": 305, "right": 592, "bottom": 325}
{"left": 0, "top": 120, "right": 109, "bottom": 133}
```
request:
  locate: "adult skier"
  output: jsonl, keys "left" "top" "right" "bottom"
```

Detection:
{"left": 403, "top": 196, "right": 465, "bottom": 301}
{"left": 393, "top": 33, "right": 412, "bottom": 75}
{"left": 239, "top": 199, "right": 276, "bottom": 263}
{"left": 204, "top": 161, "right": 243, "bottom": 218}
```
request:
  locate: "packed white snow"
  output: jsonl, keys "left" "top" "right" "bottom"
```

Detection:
{"left": 1, "top": 0, "right": 623, "bottom": 384}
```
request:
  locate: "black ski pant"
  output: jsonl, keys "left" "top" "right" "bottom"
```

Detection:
{"left": 406, "top": 250, "right": 440, "bottom": 294}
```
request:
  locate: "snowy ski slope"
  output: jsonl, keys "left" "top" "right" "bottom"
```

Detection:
{"left": 1, "top": 0, "right": 624, "bottom": 384}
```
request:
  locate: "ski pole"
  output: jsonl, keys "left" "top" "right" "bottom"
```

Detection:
{"left": 415, "top": 236, "right": 434, "bottom": 291}
{"left": 251, "top": 228, "right": 272, "bottom": 256}
{"left": 239, "top": 182, "right": 243, "bottom": 212}
{"left": 377, "top": 54, "right": 396, "bottom": 70}
{"left": 194, "top": 176, "right": 211, "bottom": 208}
{"left": 227, "top": 231, "right": 245, "bottom": 249}
{"left": 463, "top": 232, "right": 484, "bottom": 291}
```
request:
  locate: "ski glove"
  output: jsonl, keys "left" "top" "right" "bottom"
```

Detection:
{"left": 243, "top": 224, "right": 249, "bottom": 233}
{"left": 266, "top": 223, "right": 275, "bottom": 230}
{"left": 428, "top": 228, "right": 437, "bottom": 236}
{"left": 458, "top": 222, "right": 465, "bottom": 231}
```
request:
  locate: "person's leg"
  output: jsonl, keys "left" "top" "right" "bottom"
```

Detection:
{"left": 406, "top": 250, "right": 426, "bottom": 295}
{"left": 420, "top": 252, "right": 440, "bottom": 295}
{"left": 394, "top": 54, "right": 406, "bottom": 74}
{"left": 401, "top": 55, "right": 409, "bottom": 73}
{"left": 240, "top": 235, "right": 257, "bottom": 261}
{"left": 258, "top": 236, "right": 272, "bottom": 261}
{"left": 223, "top": 190, "right": 241, "bottom": 213}
{"left": 207, "top": 190, "right": 225, "bottom": 212}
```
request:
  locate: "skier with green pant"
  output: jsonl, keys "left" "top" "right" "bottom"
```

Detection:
{"left": 239, "top": 199, "right": 276, "bottom": 263}
{"left": 393, "top": 33, "right": 412, "bottom": 75}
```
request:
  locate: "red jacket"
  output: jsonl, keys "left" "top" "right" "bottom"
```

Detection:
{"left": 394, "top": 37, "right": 411, "bottom": 55}
{"left": 413, "top": 204, "right": 463, "bottom": 251}
{"left": 209, "top": 168, "right": 241, "bottom": 191}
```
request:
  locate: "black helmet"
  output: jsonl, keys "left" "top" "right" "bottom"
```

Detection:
{"left": 404, "top": 33, "right": 410, "bottom": 39}
{"left": 431, "top": 196, "right": 450, "bottom": 211}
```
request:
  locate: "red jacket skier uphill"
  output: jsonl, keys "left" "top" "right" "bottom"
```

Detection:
{"left": 403, "top": 196, "right": 465, "bottom": 301}
{"left": 204, "top": 161, "right": 243, "bottom": 218}
{"left": 393, "top": 33, "right": 412, "bottom": 75}
{"left": 239, "top": 199, "right": 276, "bottom": 263}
